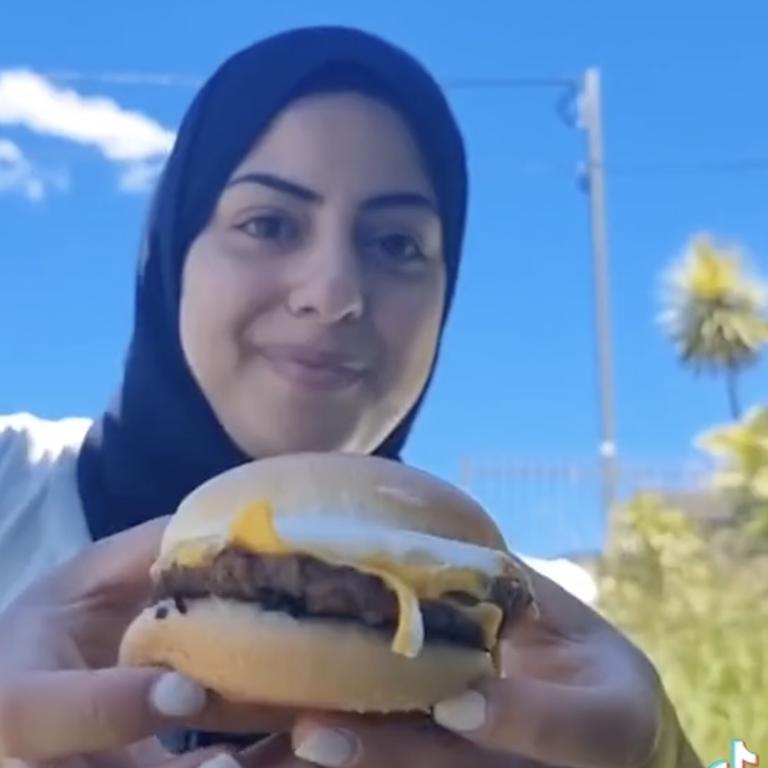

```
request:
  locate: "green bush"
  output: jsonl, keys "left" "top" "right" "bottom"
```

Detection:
{"left": 597, "top": 493, "right": 768, "bottom": 762}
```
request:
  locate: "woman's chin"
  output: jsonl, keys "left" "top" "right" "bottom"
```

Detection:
{"left": 225, "top": 410, "right": 361, "bottom": 459}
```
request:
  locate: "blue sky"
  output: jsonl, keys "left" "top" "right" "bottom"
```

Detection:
{"left": 1, "top": 1, "right": 767, "bottom": 556}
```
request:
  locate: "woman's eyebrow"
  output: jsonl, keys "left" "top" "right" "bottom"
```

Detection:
{"left": 362, "top": 192, "right": 437, "bottom": 213}
{"left": 225, "top": 174, "right": 436, "bottom": 213}
{"left": 225, "top": 172, "right": 322, "bottom": 203}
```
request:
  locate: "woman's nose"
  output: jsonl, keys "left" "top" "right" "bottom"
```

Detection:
{"left": 286, "top": 239, "right": 365, "bottom": 324}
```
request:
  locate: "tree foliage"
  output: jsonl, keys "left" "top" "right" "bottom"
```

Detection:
{"left": 597, "top": 493, "right": 768, "bottom": 762}
{"left": 697, "top": 406, "right": 768, "bottom": 538}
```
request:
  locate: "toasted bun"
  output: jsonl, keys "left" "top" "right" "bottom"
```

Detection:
{"left": 120, "top": 597, "right": 493, "bottom": 713}
{"left": 158, "top": 452, "right": 507, "bottom": 558}
{"left": 120, "top": 453, "right": 511, "bottom": 712}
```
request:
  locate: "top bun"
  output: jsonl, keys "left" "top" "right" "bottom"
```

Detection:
{"left": 159, "top": 452, "right": 507, "bottom": 557}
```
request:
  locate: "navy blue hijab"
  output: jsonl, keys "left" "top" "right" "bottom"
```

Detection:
{"left": 77, "top": 26, "right": 468, "bottom": 541}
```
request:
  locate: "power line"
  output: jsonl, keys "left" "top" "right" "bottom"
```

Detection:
{"left": 34, "top": 68, "right": 579, "bottom": 90}
{"left": 37, "top": 70, "right": 204, "bottom": 88}
{"left": 606, "top": 157, "right": 768, "bottom": 178}
{"left": 499, "top": 157, "right": 768, "bottom": 180}
{"left": 12, "top": 67, "right": 768, "bottom": 180}
{"left": 444, "top": 76, "right": 576, "bottom": 90}
{"left": 493, "top": 159, "right": 768, "bottom": 181}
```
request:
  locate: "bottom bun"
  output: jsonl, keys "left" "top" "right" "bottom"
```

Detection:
{"left": 119, "top": 598, "right": 493, "bottom": 712}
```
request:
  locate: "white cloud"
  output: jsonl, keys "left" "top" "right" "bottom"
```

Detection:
{"left": 0, "top": 138, "right": 22, "bottom": 163}
{"left": 0, "top": 70, "right": 175, "bottom": 160}
{"left": 118, "top": 158, "right": 165, "bottom": 193}
{"left": 24, "top": 177, "right": 45, "bottom": 201}
{"left": 0, "top": 69, "right": 175, "bottom": 194}
{"left": 0, "top": 138, "right": 67, "bottom": 201}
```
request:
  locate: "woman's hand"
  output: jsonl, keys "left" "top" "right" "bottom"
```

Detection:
{"left": 282, "top": 567, "right": 702, "bottom": 768}
{"left": 0, "top": 519, "right": 701, "bottom": 768}
{"left": 0, "top": 518, "right": 292, "bottom": 767}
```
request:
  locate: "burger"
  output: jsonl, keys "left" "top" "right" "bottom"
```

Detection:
{"left": 119, "top": 453, "right": 535, "bottom": 713}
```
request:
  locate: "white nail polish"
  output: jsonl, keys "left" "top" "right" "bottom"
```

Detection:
{"left": 199, "top": 754, "right": 241, "bottom": 768}
{"left": 150, "top": 672, "right": 207, "bottom": 717}
{"left": 433, "top": 690, "right": 487, "bottom": 732}
{"left": 294, "top": 728, "right": 359, "bottom": 767}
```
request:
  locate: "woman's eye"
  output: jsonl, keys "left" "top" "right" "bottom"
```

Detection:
{"left": 367, "top": 233, "right": 427, "bottom": 267}
{"left": 237, "top": 214, "right": 297, "bottom": 243}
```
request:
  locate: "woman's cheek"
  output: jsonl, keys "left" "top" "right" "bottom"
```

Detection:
{"left": 375, "top": 283, "right": 444, "bottom": 371}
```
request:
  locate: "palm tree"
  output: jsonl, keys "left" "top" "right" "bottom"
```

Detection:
{"left": 659, "top": 234, "right": 768, "bottom": 419}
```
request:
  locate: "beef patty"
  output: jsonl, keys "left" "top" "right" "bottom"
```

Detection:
{"left": 153, "top": 548, "right": 532, "bottom": 650}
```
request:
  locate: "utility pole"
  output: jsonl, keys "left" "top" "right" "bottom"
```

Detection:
{"left": 446, "top": 70, "right": 619, "bottom": 525}
{"left": 578, "top": 68, "right": 618, "bottom": 524}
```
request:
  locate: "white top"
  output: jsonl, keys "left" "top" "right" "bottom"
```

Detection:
{"left": 0, "top": 413, "right": 92, "bottom": 611}
{"left": 0, "top": 413, "right": 597, "bottom": 613}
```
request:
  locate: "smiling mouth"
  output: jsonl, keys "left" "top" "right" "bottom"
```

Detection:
{"left": 256, "top": 345, "right": 368, "bottom": 392}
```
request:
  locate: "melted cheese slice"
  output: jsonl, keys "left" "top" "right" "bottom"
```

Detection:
{"left": 162, "top": 500, "right": 521, "bottom": 658}
{"left": 450, "top": 601, "right": 504, "bottom": 650}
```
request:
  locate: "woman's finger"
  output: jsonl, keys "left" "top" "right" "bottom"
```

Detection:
{"left": 182, "top": 734, "right": 297, "bottom": 768}
{"left": 162, "top": 735, "right": 292, "bottom": 768}
{"left": 432, "top": 674, "right": 660, "bottom": 768}
{"left": 290, "top": 714, "right": 521, "bottom": 768}
{"left": 0, "top": 667, "right": 207, "bottom": 761}
{"left": 186, "top": 697, "right": 297, "bottom": 737}
{"left": 12, "top": 517, "right": 170, "bottom": 612}
{"left": 62, "top": 517, "right": 171, "bottom": 602}
{"left": 514, "top": 561, "right": 605, "bottom": 638}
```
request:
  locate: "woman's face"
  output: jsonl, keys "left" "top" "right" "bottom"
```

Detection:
{"left": 179, "top": 92, "right": 446, "bottom": 458}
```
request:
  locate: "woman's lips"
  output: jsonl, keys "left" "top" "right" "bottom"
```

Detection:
{"left": 256, "top": 344, "right": 368, "bottom": 392}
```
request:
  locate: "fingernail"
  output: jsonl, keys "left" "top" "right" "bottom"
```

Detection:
{"left": 294, "top": 728, "right": 359, "bottom": 767}
{"left": 433, "top": 690, "right": 487, "bottom": 732}
{"left": 199, "top": 754, "right": 241, "bottom": 768}
{"left": 150, "top": 671, "right": 207, "bottom": 717}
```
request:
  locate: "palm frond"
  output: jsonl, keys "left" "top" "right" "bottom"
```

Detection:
{"left": 659, "top": 234, "right": 768, "bottom": 372}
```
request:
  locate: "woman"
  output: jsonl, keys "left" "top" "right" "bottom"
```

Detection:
{"left": 0, "top": 26, "right": 701, "bottom": 768}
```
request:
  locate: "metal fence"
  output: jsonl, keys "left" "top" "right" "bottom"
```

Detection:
{"left": 456, "top": 456, "right": 712, "bottom": 559}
